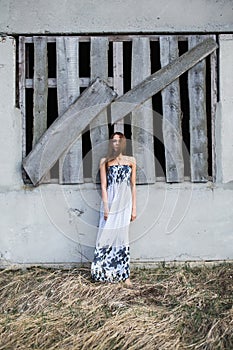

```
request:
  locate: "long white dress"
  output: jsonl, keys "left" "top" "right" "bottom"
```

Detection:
{"left": 91, "top": 165, "right": 132, "bottom": 282}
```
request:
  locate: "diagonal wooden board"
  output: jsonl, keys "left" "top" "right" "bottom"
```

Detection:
{"left": 111, "top": 38, "right": 218, "bottom": 123}
{"left": 23, "top": 78, "right": 117, "bottom": 186}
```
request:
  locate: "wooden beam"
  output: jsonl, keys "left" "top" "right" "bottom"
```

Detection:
{"left": 19, "top": 37, "right": 26, "bottom": 158}
{"left": 131, "top": 37, "right": 155, "bottom": 183}
{"left": 25, "top": 77, "right": 113, "bottom": 88}
{"left": 90, "top": 37, "right": 109, "bottom": 183}
{"left": 33, "top": 37, "right": 48, "bottom": 147}
{"left": 33, "top": 37, "right": 50, "bottom": 182}
{"left": 19, "top": 36, "right": 28, "bottom": 183}
{"left": 210, "top": 35, "right": 218, "bottom": 182}
{"left": 188, "top": 36, "right": 208, "bottom": 182}
{"left": 111, "top": 38, "right": 218, "bottom": 124}
{"left": 113, "top": 41, "right": 124, "bottom": 133}
{"left": 23, "top": 79, "right": 117, "bottom": 186}
{"left": 22, "top": 35, "right": 190, "bottom": 44}
{"left": 160, "top": 36, "right": 184, "bottom": 182}
{"left": 56, "top": 37, "right": 83, "bottom": 184}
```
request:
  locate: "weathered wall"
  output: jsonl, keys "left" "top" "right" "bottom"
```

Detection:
{"left": 0, "top": 2, "right": 233, "bottom": 266}
{"left": 0, "top": 0, "right": 233, "bottom": 34}
{"left": 0, "top": 37, "right": 23, "bottom": 190}
{"left": 1, "top": 183, "right": 233, "bottom": 265}
{"left": 216, "top": 34, "right": 233, "bottom": 183}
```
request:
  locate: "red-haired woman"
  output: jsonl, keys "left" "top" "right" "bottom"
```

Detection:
{"left": 91, "top": 132, "right": 136, "bottom": 287}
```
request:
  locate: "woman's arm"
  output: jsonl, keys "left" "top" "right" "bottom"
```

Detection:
{"left": 130, "top": 157, "right": 137, "bottom": 221}
{"left": 100, "top": 158, "right": 109, "bottom": 220}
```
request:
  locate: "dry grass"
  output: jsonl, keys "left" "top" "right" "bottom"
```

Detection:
{"left": 0, "top": 263, "right": 232, "bottom": 350}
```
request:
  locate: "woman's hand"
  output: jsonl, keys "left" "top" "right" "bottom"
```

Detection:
{"left": 131, "top": 208, "right": 136, "bottom": 221}
{"left": 100, "top": 158, "right": 109, "bottom": 221}
{"left": 130, "top": 158, "right": 136, "bottom": 222}
{"left": 104, "top": 207, "right": 109, "bottom": 220}
{"left": 131, "top": 215, "right": 136, "bottom": 221}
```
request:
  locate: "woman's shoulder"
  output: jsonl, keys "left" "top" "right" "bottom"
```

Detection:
{"left": 123, "top": 155, "right": 136, "bottom": 166}
{"left": 99, "top": 157, "right": 107, "bottom": 167}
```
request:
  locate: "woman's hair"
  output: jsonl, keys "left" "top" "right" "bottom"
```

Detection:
{"left": 105, "top": 132, "right": 126, "bottom": 164}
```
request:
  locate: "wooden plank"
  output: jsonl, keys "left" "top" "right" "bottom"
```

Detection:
{"left": 56, "top": 37, "right": 83, "bottom": 184}
{"left": 33, "top": 36, "right": 50, "bottom": 182}
{"left": 111, "top": 38, "right": 218, "bottom": 124}
{"left": 160, "top": 36, "right": 184, "bottom": 182}
{"left": 19, "top": 37, "right": 26, "bottom": 159}
{"left": 23, "top": 79, "right": 117, "bottom": 186}
{"left": 210, "top": 35, "right": 217, "bottom": 182}
{"left": 113, "top": 41, "right": 124, "bottom": 133}
{"left": 90, "top": 37, "right": 109, "bottom": 182}
{"left": 19, "top": 36, "right": 28, "bottom": 183}
{"left": 25, "top": 77, "right": 113, "bottom": 88}
{"left": 188, "top": 36, "right": 208, "bottom": 182}
{"left": 24, "top": 35, "right": 189, "bottom": 44}
{"left": 33, "top": 37, "right": 48, "bottom": 147}
{"left": 131, "top": 37, "right": 155, "bottom": 183}
{"left": 26, "top": 78, "right": 56, "bottom": 88}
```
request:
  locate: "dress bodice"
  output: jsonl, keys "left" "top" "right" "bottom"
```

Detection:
{"left": 107, "top": 165, "right": 132, "bottom": 187}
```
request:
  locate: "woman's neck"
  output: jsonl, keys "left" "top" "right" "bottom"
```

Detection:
{"left": 116, "top": 154, "right": 123, "bottom": 164}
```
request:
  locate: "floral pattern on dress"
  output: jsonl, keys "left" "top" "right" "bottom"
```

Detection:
{"left": 91, "top": 246, "right": 130, "bottom": 282}
{"left": 107, "top": 165, "right": 131, "bottom": 187}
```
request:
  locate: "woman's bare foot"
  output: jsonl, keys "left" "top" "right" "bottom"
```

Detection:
{"left": 124, "top": 278, "right": 133, "bottom": 289}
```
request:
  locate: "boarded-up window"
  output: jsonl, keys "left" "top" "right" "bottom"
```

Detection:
{"left": 18, "top": 35, "right": 218, "bottom": 185}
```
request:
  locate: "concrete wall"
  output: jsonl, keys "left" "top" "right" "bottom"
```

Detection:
{"left": 0, "top": 0, "right": 233, "bottom": 34}
{"left": 0, "top": 1, "right": 233, "bottom": 266}
{"left": 216, "top": 34, "right": 233, "bottom": 183}
{"left": 1, "top": 182, "right": 233, "bottom": 265}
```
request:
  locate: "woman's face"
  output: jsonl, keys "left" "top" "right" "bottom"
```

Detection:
{"left": 112, "top": 134, "right": 121, "bottom": 153}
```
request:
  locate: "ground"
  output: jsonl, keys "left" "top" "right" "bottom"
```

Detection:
{"left": 0, "top": 263, "right": 232, "bottom": 349}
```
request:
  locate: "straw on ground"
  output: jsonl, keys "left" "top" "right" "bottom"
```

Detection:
{"left": 0, "top": 263, "right": 232, "bottom": 349}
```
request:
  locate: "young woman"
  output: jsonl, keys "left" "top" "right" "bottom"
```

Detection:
{"left": 91, "top": 132, "right": 136, "bottom": 287}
